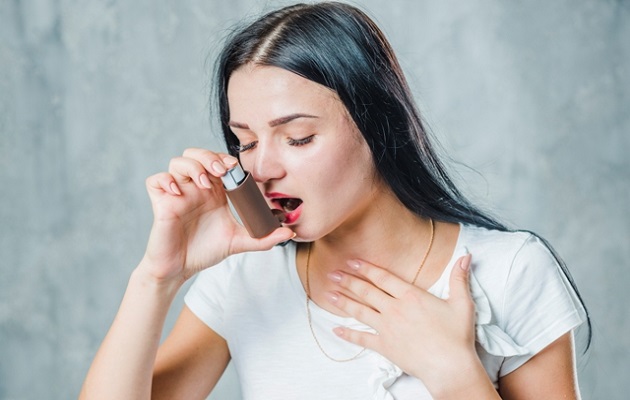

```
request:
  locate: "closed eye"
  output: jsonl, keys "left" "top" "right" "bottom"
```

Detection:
{"left": 287, "top": 135, "right": 315, "bottom": 147}
{"left": 232, "top": 141, "right": 257, "bottom": 153}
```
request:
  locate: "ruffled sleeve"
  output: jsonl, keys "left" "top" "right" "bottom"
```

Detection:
{"left": 365, "top": 271, "right": 532, "bottom": 400}
{"left": 365, "top": 232, "right": 587, "bottom": 397}
{"left": 470, "top": 272, "right": 530, "bottom": 357}
{"left": 494, "top": 234, "right": 587, "bottom": 375}
{"left": 364, "top": 255, "right": 533, "bottom": 400}
{"left": 439, "top": 246, "right": 533, "bottom": 359}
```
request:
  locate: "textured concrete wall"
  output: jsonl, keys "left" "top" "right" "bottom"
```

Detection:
{"left": 1, "top": 0, "right": 628, "bottom": 399}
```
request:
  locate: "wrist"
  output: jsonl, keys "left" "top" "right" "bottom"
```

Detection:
{"left": 132, "top": 259, "right": 186, "bottom": 297}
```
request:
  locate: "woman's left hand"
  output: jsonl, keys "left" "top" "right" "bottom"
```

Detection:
{"left": 326, "top": 254, "right": 485, "bottom": 396}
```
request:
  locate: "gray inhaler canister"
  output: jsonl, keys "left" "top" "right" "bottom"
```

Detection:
{"left": 221, "top": 164, "right": 281, "bottom": 238}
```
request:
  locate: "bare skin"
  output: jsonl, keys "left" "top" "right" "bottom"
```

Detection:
{"left": 80, "top": 65, "right": 581, "bottom": 399}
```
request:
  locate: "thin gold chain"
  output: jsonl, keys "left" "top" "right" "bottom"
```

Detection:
{"left": 412, "top": 218, "right": 434, "bottom": 284}
{"left": 304, "top": 218, "right": 434, "bottom": 362}
{"left": 305, "top": 242, "right": 366, "bottom": 362}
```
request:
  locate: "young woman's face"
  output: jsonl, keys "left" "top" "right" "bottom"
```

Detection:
{"left": 227, "top": 65, "right": 383, "bottom": 241}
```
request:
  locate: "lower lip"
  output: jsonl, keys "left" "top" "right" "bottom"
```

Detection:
{"left": 282, "top": 203, "right": 303, "bottom": 225}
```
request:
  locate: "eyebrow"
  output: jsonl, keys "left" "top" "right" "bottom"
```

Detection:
{"left": 228, "top": 113, "right": 319, "bottom": 129}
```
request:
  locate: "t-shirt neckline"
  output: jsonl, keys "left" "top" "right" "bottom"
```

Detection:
{"left": 287, "top": 223, "right": 466, "bottom": 324}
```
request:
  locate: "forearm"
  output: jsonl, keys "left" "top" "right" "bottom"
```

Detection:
{"left": 79, "top": 264, "right": 183, "bottom": 400}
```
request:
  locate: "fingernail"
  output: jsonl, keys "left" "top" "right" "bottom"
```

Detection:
{"left": 460, "top": 254, "right": 472, "bottom": 271}
{"left": 347, "top": 260, "right": 360, "bottom": 270}
{"left": 200, "top": 174, "right": 212, "bottom": 189}
{"left": 327, "top": 272, "right": 342, "bottom": 282}
{"left": 324, "top": 292, "right": 339, "bottom": 303}
{"left": 170, "top": 182, "right": 182, "bottom": 195}
{"left": 223, "top": 156, "right": 238, "bottom": 166}
{"left": 333, "top": 327, "right": 345, "bottom": 337}
{"left": 212, "top": 161, "right": 226, "bottom": 174}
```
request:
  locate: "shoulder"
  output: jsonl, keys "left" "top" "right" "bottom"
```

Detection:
{"left": 461, "top": 223, "right": 584, "bottom": 325}
{"left": 460, "top": 224, "right": 557, "bottom": 278}
{"left": 461, "top": 224, "right": 537, "bottom": 258}
{"left": 461, "top": 225, "right": 586, "bottom": 375}
{"left": 459, "top": 224, "right": 570, "bottom": 316}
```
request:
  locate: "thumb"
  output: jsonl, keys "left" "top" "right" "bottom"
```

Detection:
{"left": 234, "top": 227, "right": 296, "bottom": 253}
{"left": 448, "top": 253, "right": 473, "bottom": 305}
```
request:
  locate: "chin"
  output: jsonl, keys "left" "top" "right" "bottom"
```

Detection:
{"left": 288, "top": 223, "right": 338, "bottom": 244}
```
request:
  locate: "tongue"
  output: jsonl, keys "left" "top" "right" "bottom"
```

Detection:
{"left": 283, "top": 198, "right": 302, "bottom": 212}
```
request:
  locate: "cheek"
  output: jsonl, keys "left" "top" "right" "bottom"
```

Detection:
{"left": 238, "top": 153, "right": 254, "bottom": 171}
{"left": 312, "top": 145, "right": 375, "bottom": 199}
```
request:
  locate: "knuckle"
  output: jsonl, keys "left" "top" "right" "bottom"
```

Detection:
{"left": 182, "top": 148, "right": 219, "bottom": 171}
{"left": 145, "top": 172, "right": 166, "bottom": 186}
{"left": 353, "top": 305, "right": 369, "bottom": 321}
{"left": 170, "top": 157, "right": 200, "bottom": 176}
{"left": 462, "top": 299, "right": 475, "bottom": 315}
{"left": 182, "top": 147, "right": 201, "bottom": 157}
{"left": 372, "top": 270, "right": 390, "bottom": 288}
{"left": 145, "top": 175, "right": 155, "bottom": 187}
{"left": 353, "top": 332, "right": 373, "bottom": 349}
{"left": 359, "top": 287, "right": 371, "bottom": 299}
{"left": 401, "top": 288, "right": 423, "bottom": 304}
{"left": 167, "top": 157, "right": 181, "bottom": 171}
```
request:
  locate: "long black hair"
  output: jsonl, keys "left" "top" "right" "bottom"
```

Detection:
{"left": 214, "top": 1, "right": 590, "bottom": 349}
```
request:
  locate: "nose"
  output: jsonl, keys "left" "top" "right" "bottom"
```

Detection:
{"left": 246, "top": 141, "right": 286, "bottom": 183}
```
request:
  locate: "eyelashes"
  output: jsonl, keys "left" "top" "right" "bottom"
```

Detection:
{"left": 287, "top": 135, "right": 315, "bottom": 147}
{"left": 232, "top": 141, "right": 256, "bottom": 153}
{"left": 232, "top": 135, "right": 315, "bottom": 153}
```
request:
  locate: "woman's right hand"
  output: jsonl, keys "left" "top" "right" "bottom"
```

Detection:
{"left": 139, "top": 148, "right": 294, "bottom": 285}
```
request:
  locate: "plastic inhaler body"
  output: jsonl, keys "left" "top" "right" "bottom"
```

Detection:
{"left": 221, "top": 164, "right": 281, "bottom": 238}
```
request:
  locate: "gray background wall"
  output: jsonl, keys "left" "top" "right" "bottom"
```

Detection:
{"left": 1, "top": 0, "right": 628, "bottom": 399}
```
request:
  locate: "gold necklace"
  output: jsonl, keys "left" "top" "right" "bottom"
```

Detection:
{"left": 304, "top": 218, "right": 434, "bottom": 362}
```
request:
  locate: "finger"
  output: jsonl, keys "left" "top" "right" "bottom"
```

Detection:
{"left": 182, "top": 148, "right": 239, "bottom": 178}
{"left": 146, "top": 172, "right": 181, "bottom": 196}
{"left": 345, "top": 259, "right": 414, "bottom": 300}
{"left": 325, "top": 291, "right": 381, "bottom": 329}
{"left": 231, "top": 227, "right": 296, "bottom": 254}
{"left": 332, "top": 326, "right": 379, "bottom": 352}
{"left": 448, "top": 254, "right": 473, "bottom": 306}
{"left": 168, "top": 157, "right": 215, "bottom": 189}
{"left": 329, "top": 269, "right": 394, "bottom": 312}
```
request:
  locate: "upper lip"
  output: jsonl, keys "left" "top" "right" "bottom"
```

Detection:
{"left": 265, "top": 192, "right": 302, "bottom": 210}
{"left": 265, "top": 192, "right": 295, "bottom": 200}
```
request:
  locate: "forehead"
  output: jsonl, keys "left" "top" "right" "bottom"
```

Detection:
{"left": 226, "top": 65, "right": 344, "bottom": 121}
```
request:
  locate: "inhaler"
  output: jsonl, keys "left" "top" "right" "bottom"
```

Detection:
{"left": 221, "top": 163, "right": 282, "bottom": 238}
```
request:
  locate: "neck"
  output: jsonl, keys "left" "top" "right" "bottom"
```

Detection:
{"left": 311, "top": 189, "right": 433, "bottom": 281}
{"left": 298, "top": 187, "right": 460, "bottom": 318}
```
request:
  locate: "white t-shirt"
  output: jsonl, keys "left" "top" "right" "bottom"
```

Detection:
{"left": 185, "top": 224, "right": 587, "bottom": 399}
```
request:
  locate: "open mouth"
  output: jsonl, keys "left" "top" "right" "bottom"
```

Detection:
{"left": 269, "top": 197, "right": 303, "bottom": 225}
{"left": 266, "top": 192, "right": 304, "bottom": 225}
{"left": 276, "top": 198, "right": 303, "bottom": 213}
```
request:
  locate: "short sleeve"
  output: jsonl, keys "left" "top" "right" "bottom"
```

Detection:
{"left": 499, "top": 234, "right": 586, "bottom": 375}
{"left": 184, "top": 257, "right": 234, "bottom": 338}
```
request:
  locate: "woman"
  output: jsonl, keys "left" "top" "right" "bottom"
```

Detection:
{"left": 80, "top": 2, "right": 588, "bottom": 399}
